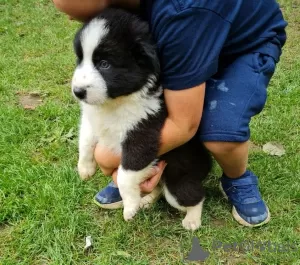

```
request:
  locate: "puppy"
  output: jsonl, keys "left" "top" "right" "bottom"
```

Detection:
{"left": 72, "top": 8, "right": 212, "bottom": 230}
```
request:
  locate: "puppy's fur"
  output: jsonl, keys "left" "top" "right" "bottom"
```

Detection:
{"left": 72, "top": 9, "right": 212, "bottom": 230}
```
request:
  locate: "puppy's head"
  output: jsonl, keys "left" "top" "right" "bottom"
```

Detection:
{"left": 72, "top": 9, "right": 159, "bottom": 105}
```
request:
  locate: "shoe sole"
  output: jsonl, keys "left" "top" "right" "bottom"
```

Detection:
{"left": 219, "top": 182, "right": 271, "bottom": 227}
{"left": 93, "top": 198, "right": 124, "bottom": 209}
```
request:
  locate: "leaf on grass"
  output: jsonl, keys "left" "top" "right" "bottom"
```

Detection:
{"left": 84, "top": 236, "right": 93, "bottom": 252}
{"left": 18, "top": 92, "right": 43, "bottom": 110}
{"left": 262, "top": 142, "right": 286, "bottom": 156}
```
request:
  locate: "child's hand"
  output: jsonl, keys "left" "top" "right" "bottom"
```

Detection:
{"left": 111, "top": 161, "right": 167, "bottom": 193}
{"left": 94, "top": 144, "right": 167, "bottom": 193}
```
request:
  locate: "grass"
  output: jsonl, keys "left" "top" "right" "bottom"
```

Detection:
{"left": 0, "top": 0, "right": 299, "bottom": 264}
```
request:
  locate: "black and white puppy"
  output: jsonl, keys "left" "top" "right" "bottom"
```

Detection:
{"left": 72, "top": 9, "right": 212, "bottom": 231}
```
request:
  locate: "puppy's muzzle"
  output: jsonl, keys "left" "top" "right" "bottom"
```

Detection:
{"left": 73, "top": 86, "right": 87, "bottom": 100}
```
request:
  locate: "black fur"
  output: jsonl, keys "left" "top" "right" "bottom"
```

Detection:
{"left": 74, "top": 8, "right": 212, "bottom": 208}
{"left": 122, "top": 103, "right": 167, "bottom": 171}
{"left": 161, "top": 139, "right": 212, "bottom": 207}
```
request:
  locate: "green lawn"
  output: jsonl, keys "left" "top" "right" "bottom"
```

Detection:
{"left": 0, "top": 0, "right": 299, "bottom": 264}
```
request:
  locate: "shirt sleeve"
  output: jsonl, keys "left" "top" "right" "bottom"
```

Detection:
{"left": 157, "top": 8, "right": 231, "bottom": 90}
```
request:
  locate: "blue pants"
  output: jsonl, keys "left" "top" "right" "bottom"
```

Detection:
{"left": 197, "top": 48, "right": 279, "bottom": 142}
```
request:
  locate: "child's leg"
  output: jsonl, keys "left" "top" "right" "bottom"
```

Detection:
{"left": 204, "top": 140, "right": 270, "bottom": 226}
{"left": 198, "top": 50, "right": 278, "bottom": 226}
{"left": 205, "top": 141, "right": 249, "bottom": 178}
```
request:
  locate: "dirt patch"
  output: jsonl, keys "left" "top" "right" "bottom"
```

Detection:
{"left": 0, "top": 224, "right": 13, "bottom": 239}
{"left": 211, "top": 218, "right": 227, "bottom": 227}
{"left": 249, "top": 141, "right": 261, "bottom": 152}
{"left": 17, "top": 91, "right": 43, "bottom": 110}
{"left": 220, "top": 253, "right": 252, "bottom": 265}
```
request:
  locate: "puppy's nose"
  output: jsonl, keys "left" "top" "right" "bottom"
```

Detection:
{"left": 73, "top": 87, "right": 87, "bottom": 99}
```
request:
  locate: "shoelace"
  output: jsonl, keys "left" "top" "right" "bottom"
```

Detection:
{"left": 228, "top": 184, "right": 258, "bottom": 203}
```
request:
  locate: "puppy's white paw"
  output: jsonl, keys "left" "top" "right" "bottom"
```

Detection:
{"left": 182, "top": 217, "right": 201, "bottom": 231}
{"left": 139, "top": 194, "right": 155, "bottom": 209}
{"left": 139, "top": 186, "right": 162, "bottom": 209}
{"left": 139, "top": 191, "right": 161, "bottom": 209}
{"left": 139, "top": 198, "right": 152, "bottom": 209}
{"left": 77, "top": 160, "right": 97, "bottom": 180}
{"left": 123, "top": 206, "right": 139, "bottom": 221}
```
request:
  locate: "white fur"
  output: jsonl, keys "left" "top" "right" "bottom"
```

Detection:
{"left": 139, "top": 186, "right": 162, "bottom": 209}
{"left": 77, "top": 85, "right": 160, "bottom": 180}
{"left": 182, "top": 199, "right": 204, "bottom": 231}
{"left": 72, "top": 19, "right": 109, "bottom": 105}
{"left": 81, "top": 19, "right": 108, "bottom": 60}
{"left": 77, "top": 115, "right": 97, "bottom": 180}
{"left": 117, "top": 164, "right": 156, "bottom": 221}
{"left": 163, "top": 185, "right": 186, "bottom": 212}
{"left": 79, "top": 84, "right": 161, "bottom": 154}
{"left": 163, "top": 185, "right": 204, "bottom": 230}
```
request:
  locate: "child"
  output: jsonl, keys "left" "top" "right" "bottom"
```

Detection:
{"left": 53, "top": 0, "right": 287, "bottom": 226}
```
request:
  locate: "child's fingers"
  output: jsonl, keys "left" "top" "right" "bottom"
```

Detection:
{"left": 111, "top": 161, "right": 167, "bottom": 192}
{"left": 140, "top": 161, "right": 167, "bottom": 193}
{"left": 111, "top": 169, "right": 118, "bottom": 186}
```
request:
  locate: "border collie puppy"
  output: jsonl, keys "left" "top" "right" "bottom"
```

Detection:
{"left": 72, "top": 8, "right": 212, "bottom": 230}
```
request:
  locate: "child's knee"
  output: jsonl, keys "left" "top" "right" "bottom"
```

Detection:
{"left": 204, "top": 141, "right": 247, "bottom": 155}
{"left": 94, "top": 145, "right": 117, "bottom": 176}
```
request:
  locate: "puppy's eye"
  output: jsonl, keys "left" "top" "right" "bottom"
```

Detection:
{"left": 99, "top": 60, "right": 110, "bottom": 69}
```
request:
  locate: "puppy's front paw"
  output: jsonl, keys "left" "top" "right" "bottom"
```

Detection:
{"left": 182, "top": 217, "right": 201, "bottom": 231}
{"left": 139, "top": 188, "right": 162, "bottom": 209}
{"left": 123, "top": 206, "right": 139, "bottom": 221}
{"left": 77, "top": 160, "right": 97, "bottom": 180}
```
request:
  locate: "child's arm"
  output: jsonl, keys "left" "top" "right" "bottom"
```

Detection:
{"left": 53, "top": 0, "right": 106, "bottom": 21}
{"left": 159, "top": 83, "right": 205, "bottom": 155}
{"left": 53, "top": 0, "right": 140, "bottom": 21}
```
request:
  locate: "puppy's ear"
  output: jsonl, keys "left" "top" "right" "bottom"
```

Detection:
{"left": 140, "top": 39, "right": 160, "bottom": 72}
{"left": 131, "top": 21, "right": 160, "bottom": 74}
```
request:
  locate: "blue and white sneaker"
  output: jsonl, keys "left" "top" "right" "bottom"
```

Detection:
{"left": 220, "top": 170, "right": 270, "bottom": 227}
{"left": 94, "top": 181, "right": 123, "bottom": 209}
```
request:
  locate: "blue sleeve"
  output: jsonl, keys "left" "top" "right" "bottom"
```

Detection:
{"left": 157, "top": 8, "right": 231, "bottom": 90}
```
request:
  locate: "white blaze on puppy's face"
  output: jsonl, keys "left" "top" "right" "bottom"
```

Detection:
{"left": 72, "top": 19, "right": 109, "bottom": 105}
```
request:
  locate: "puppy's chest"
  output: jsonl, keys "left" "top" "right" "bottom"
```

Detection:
{"left": 90, "top": 110, "right": 133, "bottom": 153}
{"left": 82, "top": 100, "right": 159, "bottom": 154}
